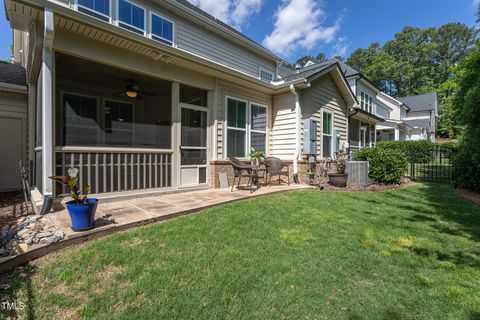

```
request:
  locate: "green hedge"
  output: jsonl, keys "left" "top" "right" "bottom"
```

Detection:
{"left": 451, "top": 129, "right": 480, "bottom": 191}
{"left": 376, "top": 141, "right": 458, "bottom": 163}
{"left": 352, "top": 147, "right": 408, "bottom": 184}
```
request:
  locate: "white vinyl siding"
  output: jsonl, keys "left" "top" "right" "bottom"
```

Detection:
{"left": 300, "top": 74, "right": 348, "bottom": 158}
{"left": 271, "top": 93, "right": 296, "bottom": 159}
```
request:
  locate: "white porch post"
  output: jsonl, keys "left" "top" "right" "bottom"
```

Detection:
{"left": 394, "top": 128, "right": 400, "bottom": 141}
{"left": 41, "top": 8, "right": 55, "bottom": 196}
{"left": 171, "top": 81, "right": 180, "bottom": 189}
{"left": 289, "top": 84, "right": 301, "bottom": 177}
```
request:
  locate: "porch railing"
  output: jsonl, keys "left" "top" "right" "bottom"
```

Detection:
{"left": 54, "top": 147, "right": 173, "bottom": 195}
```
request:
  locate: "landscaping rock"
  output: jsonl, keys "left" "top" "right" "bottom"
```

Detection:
{"left": 0, "top": 248, "right": 5, "bottom": 255}
{"left": 36, "top": 231, "right": 53, "bottom": 239}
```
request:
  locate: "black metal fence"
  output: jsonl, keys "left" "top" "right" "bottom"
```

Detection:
{"left": 408, "top": 145, "right": 456, "bottom": 182}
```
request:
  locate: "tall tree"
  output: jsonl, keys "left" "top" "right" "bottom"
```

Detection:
{"left": 346, "top": 23, "right": 478, "bottom": 138}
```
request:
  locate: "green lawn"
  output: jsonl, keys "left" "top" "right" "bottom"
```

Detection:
{"left": 1, "top": 184, "right": 480, "bottom": 319}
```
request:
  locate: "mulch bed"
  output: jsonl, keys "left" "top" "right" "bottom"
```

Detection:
{"left": 0, "top": 192, "right": 32, "bottom": 226}
{"left": 456, "top": 188, "right": 480, "bottom": 207}
{"left": 312, "top": 178, "right": 417, "bottom": 192}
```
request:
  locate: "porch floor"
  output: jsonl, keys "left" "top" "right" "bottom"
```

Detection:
{"left": 46, "top": 183, "right": 314, "bottom": 241}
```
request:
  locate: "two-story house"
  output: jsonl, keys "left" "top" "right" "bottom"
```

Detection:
{"left": 376, "top": 92, "right": 437, "bottom": 142}
{"left": 5, "top": 0, "right": 360, "bottom": 203}
{"left": 398, "top": 93, "right": 437, "bottom": 142}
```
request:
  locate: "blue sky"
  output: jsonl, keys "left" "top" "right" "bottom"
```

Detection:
{"left": 0, "top": 0, "right": 477, "bottom": 62}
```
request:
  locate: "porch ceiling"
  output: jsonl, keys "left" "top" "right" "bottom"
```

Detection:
{"left": 350, "top": 109, "right": 384, "bottom": 124}
{"left": 6, "top": 0, "right": 277, "bottom": 94}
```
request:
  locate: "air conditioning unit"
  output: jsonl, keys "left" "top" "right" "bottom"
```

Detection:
{"left": 347, "top": 161, "right": 369, "bottom": 186}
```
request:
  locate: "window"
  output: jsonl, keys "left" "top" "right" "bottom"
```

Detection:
{"left": 360, "top": 126, "right": 366, "bottom": 147}
{"left": 118, "top": 0, "right": 145, "bottom": 34}
{"left": 151, "top": 13, "right": 174, "bottom": 45}
{"left": 180, "top": 85, "right": 207, "bottom": 107}
{"left": 322, "top": 111, "right": 333, "bottom": 158}
{"left": 260, "top": 69, "right": 273, "bottom": 82}
{"left": 359, "top": 91, "right": 374, "bottom": 113}
{"left": 250, "top": 104, "right": 267, "bottom": 153}
{"left": 226, "top": 98, "right": 247, "bottom": 157}
{"left": 226, "top": 98, "right": 268, "bottom": 158}
{"left": 104, "top": 100, "right": 134, "bottom": 146}
{"left": 62, "top": 94, "right": 101, "bottom": 146}
{"left": 78, "top": 0, "right": 110, "bottom": 21}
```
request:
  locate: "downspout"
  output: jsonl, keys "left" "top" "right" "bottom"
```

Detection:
{"left": 40, "top": 8, "right": 55, "bottom": 215}
{"left": 289, "top": 84, "right": 301, "bottom": 180}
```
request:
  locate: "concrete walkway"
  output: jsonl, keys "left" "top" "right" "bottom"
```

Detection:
{"left": 1, "top": 184, "right": 312, "bottom": 272}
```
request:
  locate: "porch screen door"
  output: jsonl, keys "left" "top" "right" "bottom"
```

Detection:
{"left": 180, "top": 106, "right": 208, "bottom": 187}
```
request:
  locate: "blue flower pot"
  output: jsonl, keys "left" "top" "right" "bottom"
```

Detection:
{"left": 66, "top": 198, "right": 98, "bottom": 232}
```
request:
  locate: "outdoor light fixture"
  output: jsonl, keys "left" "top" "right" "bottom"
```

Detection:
{"left": 126, "top": 90, "right": 138, "bottom": 98}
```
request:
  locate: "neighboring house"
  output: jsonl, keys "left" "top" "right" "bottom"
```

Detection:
{"left": 376, "top": 92, "right": 412, "bottom": 142}
{"left": 279, "top": 59, "right": 385, "bottom": 153}
{"left": 398, "top": 93, "right": 437, "bottom": 142}
{"left": 0, "top": 61, "right": 27, "bottom": 191}
{"left": 5, "top": 0, "right": 359, "bottom": 203}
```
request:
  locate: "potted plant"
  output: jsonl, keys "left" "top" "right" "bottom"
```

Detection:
{"left": 328, "top": 156, "right": 348, "bottom": 187}
{"left": 248, "top": 148, "right": 265, "bottom": 166}
{"left": 49, "top": 168, "right": 98, "bottom": 231}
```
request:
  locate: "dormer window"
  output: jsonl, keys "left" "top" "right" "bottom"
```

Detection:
{"left": 260, "top": 68, "right": 273, "bottom": 82}
{"left": 151, "top": 13, "right": 174, "bottom": 45}
{"left": 77, "top": 0, "right": 110, "bottom": 22}
{"left": 118, "top": 0, "right": 145, "bottom": 35}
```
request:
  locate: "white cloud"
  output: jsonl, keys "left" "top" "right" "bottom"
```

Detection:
{"left": 332, "top": 36, "right": 351, "bottom": 58}
{"left": 187, "top": 0, "right": 263, "bottom": 30}
{"left": 474, "top": 0, "right": 480, "bottom": 6}
{"left": 262, "top": 0, "right": 344, "bottom": 56}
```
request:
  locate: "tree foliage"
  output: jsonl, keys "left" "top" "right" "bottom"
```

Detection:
{"left": 346, "top": 23, "right": 478, "bottom": 138}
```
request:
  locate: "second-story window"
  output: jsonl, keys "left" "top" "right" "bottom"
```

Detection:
{"left": 359, "top": 91, "right": 374, "bottom": 113}
{"left": 118, "top": 0, "right": 145, "bottom": 35}
{"left": 151, "top": 13, "right": 174, "bottom": 45}
{"left": 77, "top": 0, "right": 110, "bottom": 21}
{"left": 260, "top": 69, "right": 273, "bottom": 82}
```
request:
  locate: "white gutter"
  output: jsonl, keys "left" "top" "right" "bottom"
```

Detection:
{"left": 289, "top": 84, "right": 301, "bottom": 178}
{"left": 0, "top": 82, "right": 27, "bottom": 94}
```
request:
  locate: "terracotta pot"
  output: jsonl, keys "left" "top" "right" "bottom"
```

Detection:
{"left": 328, "top": 173, "right": 348, "bottom": 187}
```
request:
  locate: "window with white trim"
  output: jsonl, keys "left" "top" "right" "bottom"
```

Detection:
{"left": 151, "top": 13, "right": 174, "bottom": 45}
{"left": 226, "top": 97, "right": 268, "bottom": 157}
{"left": 260, "top": 69, "right": 273, "bottom": 82}
{"left": 359, "top": 91, "right": 374, "bottom": 113}
{"left": 118, "top": 0, "right": 145, "bottom": 35}
{"left": 250, "top": 104, "right": 267, "bottom": 153}
{"left": 226, "top": 98, "right": 247, "bottom": 157}
{"left": 322, "top": 111, "right": 333, "bottom": 158}
{"left": 77, "top": 0, "right": 110, "bottom": 21}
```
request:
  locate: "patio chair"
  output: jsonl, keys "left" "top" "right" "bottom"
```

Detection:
{"left": 264, "top": 156, "right": 290, "bottom": 186}
{"left": 228, "top": 157, "right": 256, "bottom": 192}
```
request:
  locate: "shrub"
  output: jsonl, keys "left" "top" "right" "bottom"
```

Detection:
{"left": 377, "top": 140, "right": 458, "bottom": 163}
{"left": 353, "top": 147, "right": 408, "bottom": 184}
{"left": 451, "top": 128, "right": 480, "bottom": 191}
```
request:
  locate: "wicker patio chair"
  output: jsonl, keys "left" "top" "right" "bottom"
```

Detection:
{"left": 264, "top": 156, "right": 290, "bottom": 186}
{"left": 228, "top": 157, "right": 256, "bottom": 192}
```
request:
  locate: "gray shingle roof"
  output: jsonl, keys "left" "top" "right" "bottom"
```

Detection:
{"left": 398, "top": 93, "right": 437, "bottom": 112}
{"left": 0, "top": 61, "right": 26, "bottom": 86}
{"left": 404, "top": 119, "right": 430, "bottom": 129}
{"left": 278, "top": 59, "right": 360, "bottom": 82}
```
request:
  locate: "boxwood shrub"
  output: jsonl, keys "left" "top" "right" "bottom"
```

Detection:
{"left": 352, "top": 147, "right": 408, "bottom": 184}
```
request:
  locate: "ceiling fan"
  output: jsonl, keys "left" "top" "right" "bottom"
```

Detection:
{"left": 113, "top": 79, "right": 157, "bottom": 100}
